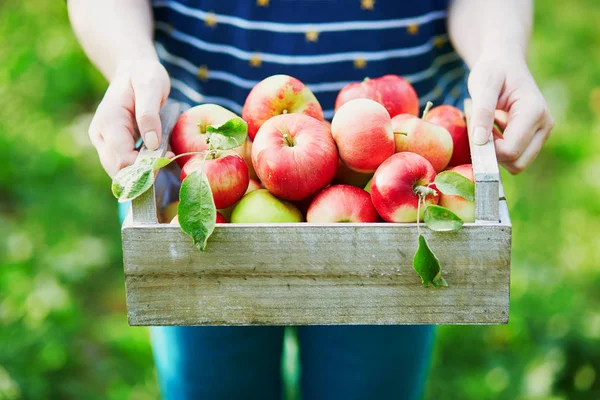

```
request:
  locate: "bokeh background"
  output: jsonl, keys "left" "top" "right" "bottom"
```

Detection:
{"left": 1, "top": 1, "right": 599, "bottom": 399}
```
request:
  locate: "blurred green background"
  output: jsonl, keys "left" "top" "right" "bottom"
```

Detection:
{"left": 1, "top": 0, "right": 599, "bottom": 399}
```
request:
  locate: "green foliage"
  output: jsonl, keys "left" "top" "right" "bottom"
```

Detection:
{"left": 178, "top": 171, "right": 216, "bottom": 251}
{"left": 0, "top": 0, "right": 599, "bottom": 399}
{"left": 413, "top": 234, "right": 448, "bottom": 288}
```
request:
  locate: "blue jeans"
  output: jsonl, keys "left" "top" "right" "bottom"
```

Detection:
{"left": 119, "top": 201, "right": 435, "bottom": 399}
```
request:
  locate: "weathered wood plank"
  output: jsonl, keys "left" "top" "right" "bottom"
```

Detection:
{"left": 131, "top": 100, "right": 181, "bottom": 224}
{"left": 122, "top": 222, "right": 511, "bottom": 325}
{"left": 464, "top": 99, "right": 501, "bottom": 222}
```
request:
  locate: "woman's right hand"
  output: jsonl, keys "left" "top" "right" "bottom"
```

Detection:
{"left": 88, "top": 60, "right": 171, "bottom": 177}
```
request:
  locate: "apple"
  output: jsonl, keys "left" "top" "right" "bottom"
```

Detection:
{"left": 439, "top": 164, "right": 475, "bottom": 222}
{"left": 231, "top": 189, "right": 303, "bottom": 223}
{"left": 423, "top": 105, "right": 470, "bottom": 167}
{"left": 333, "top": 158, "right": 373, "bottom": 188}
{"left": 252, "top": 114, "right": 337, "bottom": 201}
{"left": 160, "top": 200, "right": 179, "bottom": 223}
{"left": 242, "top": 74, "right": 324, "bottom": 141}
{"left": 217, "top": 178, "right": 261, "bottom": 221}
{"left": 334, "top": 75, "right": 419, "bottom": 117}
{"left": 307, "top": 185, "right": 379, "bottom": 223}
{"left": 170, "top": 104, "right": 240, "bottom": 167}
{"left": 392, "top": 104, "right": 454, "bottom": 172}
{"left": 238, "top": 138, "right": 258, "bottom": 180}
{"left": 331, "top": 98, "right": 395, "bottom": 173}
{"left": 180, "top": 153, "right": 249, "bottom": 209}
{"left": 370, "top": 152, "right": 439, "bottom": 223}
{"left": 170, "top": 211, "right": 227, "bottom": 225}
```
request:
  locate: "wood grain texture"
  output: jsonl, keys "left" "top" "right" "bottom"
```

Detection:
{"left": 464, "top": 99, "right": 501, "bottom": 222}
{"left": 131, "top": 100, "right": 181, "bottom": 224}
{"left": 122, "top": 214, "right": 511, "bottom": 326}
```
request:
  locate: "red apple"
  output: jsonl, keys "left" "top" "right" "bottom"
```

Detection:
{"left": 238, "top": 138, "right": 258, "bottom": 180}
{"left": 171, "top": 211, "right": 227, "bottom": 225}
{"left": 216, "top": 212, "right": 227, "bottom": 223}
{"left": 217, "top": 178, "right": 262, "bottom": 221}
{"left": 392, "top": 105, "right": 454, "bottom": 172}
{"left": 180, "top": 153, "right": 249, "bottom": 209}
{"left": 334, "top": 75, "right": 419, "bottom": 117}
{"left": 307, "top": 185, "right": 379, "bottom": 223}
{"left": 242, "top": 74, "right": 324, "bottom": 141}
{"left": 423, "top": 105, "right": 470, "bottom": 167}
{"left": 370, "top": 152, "right": 439, "bottom": 223}
{"left": 170, "top": 104, "right": 240, "bottom": 167}
{"left": 252, "top": 114, "right": 337, "bottom": 201}
{"left": 439, "top": 164, "right": 475, "bottom": 222}
{"left": 333, "top": 158, "right": 373, "bottom": 188}
{"left": 331, "top": 98, "right": 395, "bottom": 173}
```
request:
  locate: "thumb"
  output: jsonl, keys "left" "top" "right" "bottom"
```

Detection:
{"left": 132, "top": 73, "right": 170, "bottom": 151}
{"left": 467, "top": 64, "right": 504, "bottom": 145}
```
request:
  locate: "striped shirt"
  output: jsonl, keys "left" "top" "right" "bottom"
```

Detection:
{"left": 152, "top": 0, "right": 469, "bottom": 119}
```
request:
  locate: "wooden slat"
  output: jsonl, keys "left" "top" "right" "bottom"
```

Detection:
{"left": 131, "top": 100, "right": 181, "bottom": 224}
{"left": 464, "top": 99, "right": 501, "bottom": 222}
{"left": 122, "top": 222, "right": 511, "bottom": 325}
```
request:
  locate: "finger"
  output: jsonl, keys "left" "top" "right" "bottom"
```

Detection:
{"left": 131, "top": 74, "right": 168, "bottom": 151}
{"left": 494, "top": 100, "right": 544, "bottom": 163}
{"left": 468, "top": 64, "right": 504, "bottom": 145}
{"left": 101, "top": 124, "right": 139, "bottom": 171}
{"left": 502, "top": 127, "right": 550, "bottom": 174}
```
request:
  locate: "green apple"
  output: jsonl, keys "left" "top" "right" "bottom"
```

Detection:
{"left": 231, "top": 189, "right": 303, "bottom": 223}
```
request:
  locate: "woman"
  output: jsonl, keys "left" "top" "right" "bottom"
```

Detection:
{"left": 68, "top": 1, "right": 553, "bottom": 399}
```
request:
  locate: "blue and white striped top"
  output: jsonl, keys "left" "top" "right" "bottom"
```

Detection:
{"left": 152, "top": 0, "right": 469, "bottom": 119}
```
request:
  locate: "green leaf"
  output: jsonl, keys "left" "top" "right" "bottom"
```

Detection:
{"left": 424, "top": 205, "right": 464, "bottom": 232}
{"left": 178, "top": 170, "right": 216, "bottom": 251}
{"left": 413, "top": 235, "right": 448, "bottom": 288}
{"left": 206, "top": 117, "right": 248, "bottom": 150}
{"left": 434, "top": 171, "right": 475, "bottom": 201}
{"left": 111, "top": 157, "right": 171, "bottom": 202}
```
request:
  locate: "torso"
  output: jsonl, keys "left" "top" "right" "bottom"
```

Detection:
{"left": 152, "top": 0, "right": 468, "bottom": 118}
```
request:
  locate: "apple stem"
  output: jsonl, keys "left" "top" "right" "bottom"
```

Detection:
{"left": 169, "top": 151, "right": 208, "bottom": 163}
{"left": 282, "top": 133, "right": 295, "bottom": 147}
{"left": 282, "top": 109, "right": 289, "bottom": 114}
{"left": 414, "top": 185, "right": 437, "bottom": 198}
{"left": 417, "top": 196, "right": 422, "bottom": 236}
{"left": 421, "top": 101, "right": 434, "bottom": 120}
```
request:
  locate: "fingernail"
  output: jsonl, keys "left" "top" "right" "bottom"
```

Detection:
{"left": 473, "top": 127, "right": 489, "bottom": 145}
{"left": 145, "top": 131, "right": 159, "bottom": 150}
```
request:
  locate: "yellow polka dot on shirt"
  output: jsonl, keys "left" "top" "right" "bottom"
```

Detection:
{"left": 197, "top": 65, "right": 209, "bottom": 81}
{"left": 354, "top": 58, "right": 367, "bottom": 69}
{"left": 257, "top": 0, "right": 269, "bottom": 7}
{"left": 205, "top": 12, "right": 217, "bottom": 28}
{"left": 407, "top": 24, "right": 419, "bottom": 35}
{"left": 305, "top": 30, "right": 319, "bottom": 42}
{"left": 361, "top": 0, "right": 375, "bottom": 11}
{"left": 249, "top": 54, "right": 262, "bottom": 67}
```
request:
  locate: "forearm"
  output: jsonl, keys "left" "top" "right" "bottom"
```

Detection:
{"left": 68, "top": 0, "right": 157, "bottom": 81}
{"left": 448, "top": 0, "right": 533, "bottom": 67}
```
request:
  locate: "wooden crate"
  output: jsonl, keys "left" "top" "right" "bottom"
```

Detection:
{"left": 121, "top": 100, "right": 511, "bottom": 326}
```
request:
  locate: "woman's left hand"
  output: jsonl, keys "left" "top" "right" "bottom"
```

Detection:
{"left": 468, "top": 49, "right": 554, "bottom": 174}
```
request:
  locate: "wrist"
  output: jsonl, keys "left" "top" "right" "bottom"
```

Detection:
{"left": 478, "top": 38, "right": 528, "bottom": 62}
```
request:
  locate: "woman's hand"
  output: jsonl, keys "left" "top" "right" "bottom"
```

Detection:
{"left": 88, "top": 60, "right": 171, "bottom": 177}
{"left": 468, "top": 50, "right": 554, "bottom": 174}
